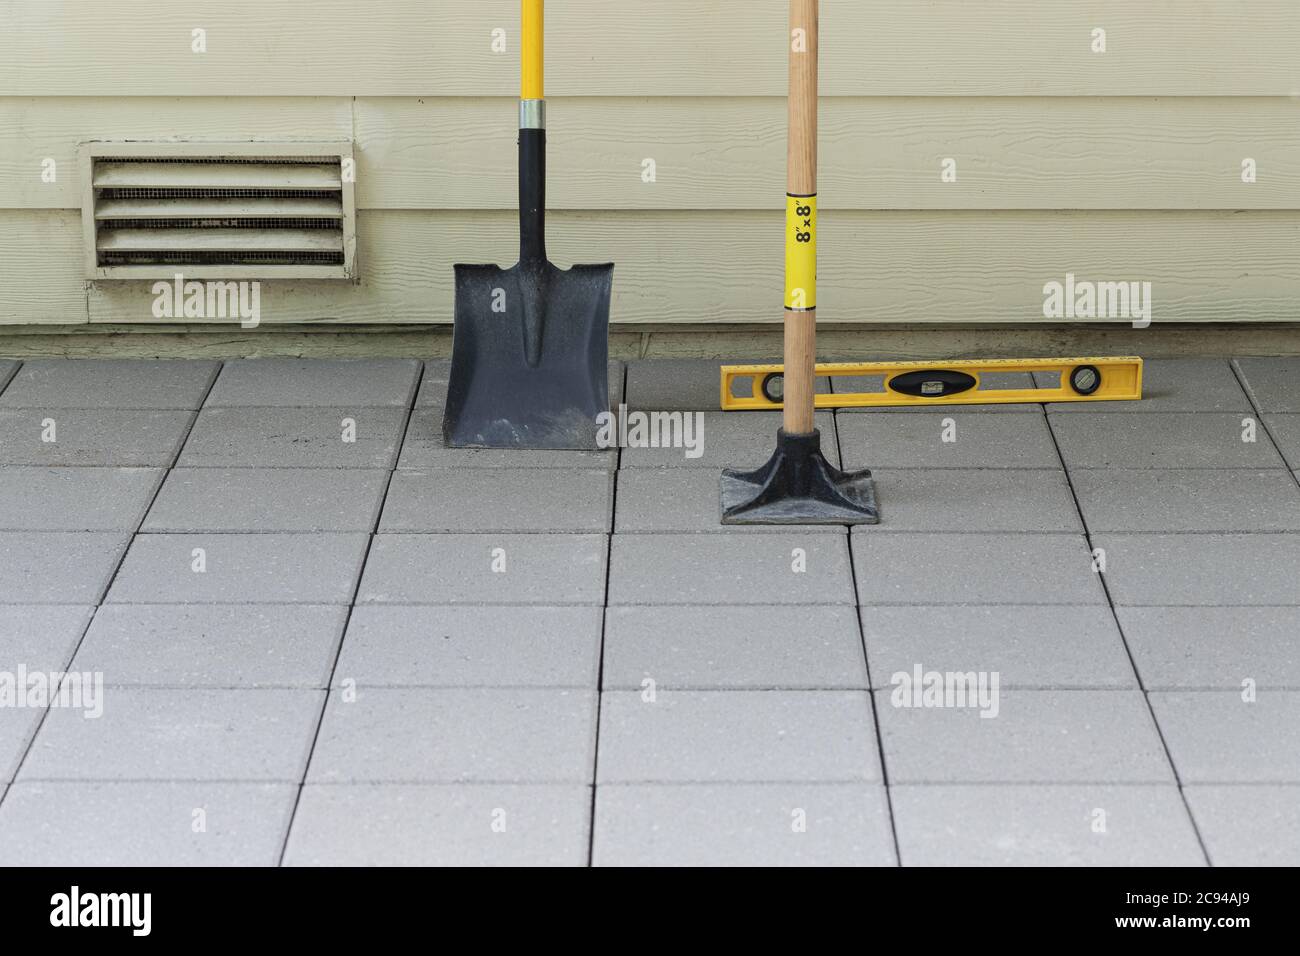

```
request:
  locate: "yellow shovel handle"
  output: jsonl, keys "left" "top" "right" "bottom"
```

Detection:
{"left": 522, "top": 0, "right": 544, "bottom": 99}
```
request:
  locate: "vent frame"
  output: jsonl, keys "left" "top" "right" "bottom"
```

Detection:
{"left": 79, "top": 141, "right": 357, "bottom": 280}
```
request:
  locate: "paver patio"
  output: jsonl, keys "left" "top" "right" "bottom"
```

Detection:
{"left": 0, "top": 356, "right": 1297, "bottom": 866}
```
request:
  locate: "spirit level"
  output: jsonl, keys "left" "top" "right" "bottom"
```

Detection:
{"left": 720, "top": 356, "right": 1143, "bottom": 410}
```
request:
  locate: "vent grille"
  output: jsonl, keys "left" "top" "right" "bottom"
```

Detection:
{"left": 98, "top": 251, "right": 346, "bottom": 267}
{"left": 82, "top": 143, "right": 356, "bottom": 279}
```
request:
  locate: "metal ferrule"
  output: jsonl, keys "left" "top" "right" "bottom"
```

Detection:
{"left": 519, "top": 99, "right": 546, "bottom": 130}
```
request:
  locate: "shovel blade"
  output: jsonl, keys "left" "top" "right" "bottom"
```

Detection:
{"left": 443, "top": 261, "right": 613, "bottom": 449}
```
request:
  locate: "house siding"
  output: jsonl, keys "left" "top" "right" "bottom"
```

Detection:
{"left": 2, "top": 0, "right": 1299, "bottom": 327}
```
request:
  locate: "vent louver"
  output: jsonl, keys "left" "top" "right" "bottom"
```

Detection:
{"left": 81, "top": 142, "right": 356, "bottom": 280}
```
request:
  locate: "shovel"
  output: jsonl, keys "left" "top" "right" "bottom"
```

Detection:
{"left": 443, "top": 0, "right": 613, "bottom": 449}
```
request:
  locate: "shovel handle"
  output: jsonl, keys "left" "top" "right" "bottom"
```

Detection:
{"left": 519, "top": 0, "right": 546, "bottom": 263}
{"left": 522, "top": 0, "right": 544, "bottom": 100}
{"left": 784, "top": 0, "right": 818, "bottom": 434}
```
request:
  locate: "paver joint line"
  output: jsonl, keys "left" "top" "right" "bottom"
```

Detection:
{"left": 1041, "top": 393, "right": 1214, "bottom": 865}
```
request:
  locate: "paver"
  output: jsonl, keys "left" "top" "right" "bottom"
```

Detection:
{"left": 861, "top": 606, "right": 1136, "bottom": 689}
{"left": 597, "top": 690, "right": 881, "bottom": 783}
{"left": 891, "top": 785, "right": 1204, "bottom": 866}
{"left": 0, "top": 709, "right": 43, "bottom": 783}
{"left": 1050, "top": 412, "right": 1286, "bottom": 469}
{"left": 0, "top": 360, "right": 19, "bottom": 393}
{"left": 0, "top": 359, "right": 218, "bottom": 410}
{"left": 19, "top": 688, "right": 323, "bottom": 782}
{"left": 73, "top": 605, "right": 348, "bottom": 688}
{"left": 380, "top": 468, "right": 612, "bottom": 533}
{"left": 666, "top": 358, "right": 834, "bottom": 407}
{"left": 1185, "top": 784, "right": 1300, "bottom": 866}
{"left": 178, "top": 406, "right": 409, "bottom": 469}
{"left": 614, "top": 467, "right": 843, "bottom": 534}
{"left": 1149, "top": 690, "right": 1300, "bottom": 782}
{"left": 306, "top": 688, "right": 596, "bottom": 783}
{"left": 619, "top": 411, "right": 838, "bottom": 469}
{"left": 1071, "top": 468, "right": 1300, "bottom": 533}
{"left": 602, "top": 605, "right": 867, "bottom": 689}
{"left": 0, "top": 532, "right": 130, "bottom": 604}
{"left": 0, "top": 781, "right": 298, "bottom": 866}
{"left": 338, "top": 606, "right": 602, "bottom": 688}
{"left": 1092, "top": 533, "right": 1300, "bottom": 606}
{"left": 359, "top": 533, "right": 607, "bottom": 605}
{"left": 0, "top": 466, "right": 163, "bottom": 532}
{"left": 609, "top": 533, "right": 854, "bottom": 605}
{"left": 413, "top": 359, "right": 451, "bottom": 408}
{"left": 105, "top": 533, "right": 369, "bottom": 604}
{"left": 142, "top": 468, "right": 389, "bottom": 533}
{"left": 874, "top": 689, "right": 1173, "bottom": 783}
{"left": 398, "top": 408, "right": 617, "bottom": 470}
{"left": 1039, "top": 359, "right": 1250, "bottom": 414}
{"left": 837, "top": 412, "right": 1060, "bottom": 469}
{"left": 0, "top": 605, "right": 93, "bottom": 674}
{"left": 1234, "top": 357, "right": 1300, "bottom": 413}
{"left": 0, "top": 408, "right": 194, "bottom": 466}
{"left": 1119, "top": 607, "right": 1300, "bottom": 690}
{"left": 593, "top": 783, "right": 895, "bottom": 867}
{"left": 204, "top": 359, "right": 421, "bottom": 408}
{"left": 852, "top": 533, "right": 1104, "bottom": 605}
{"left": 1263, "top": 414, "right": 1300, "bottom": 469}
{"left": 834, "top": 371, "right": 1038, "bottom": 414}
{"left": 283, "top": 783, "right": 591, "bottom": 866}
{"left": 627, "top": 358, "right": 808, "bottom": 412}
{"left": 862, "top": 469, "right": 1081, "bottom": 532}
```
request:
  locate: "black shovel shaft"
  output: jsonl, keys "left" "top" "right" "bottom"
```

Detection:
{"left": 519, "top": 128, "right": 546, "bottom": 264}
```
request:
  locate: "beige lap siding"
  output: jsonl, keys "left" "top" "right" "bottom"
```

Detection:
{"left": 1, "top": 1, "right": 1298, "bottom": 326}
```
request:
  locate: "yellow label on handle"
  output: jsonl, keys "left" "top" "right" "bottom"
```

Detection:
{"left": 785, "top": 194, "right": 816, "bottom": 310}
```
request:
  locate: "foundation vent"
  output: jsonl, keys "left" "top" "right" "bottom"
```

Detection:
{"left": 81, "top": 142, "right": 356, "bottom": 279}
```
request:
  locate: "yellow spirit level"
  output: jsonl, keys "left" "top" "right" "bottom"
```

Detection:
{"left": 720, "top": 356, "right": 1143, "bottom": 410}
